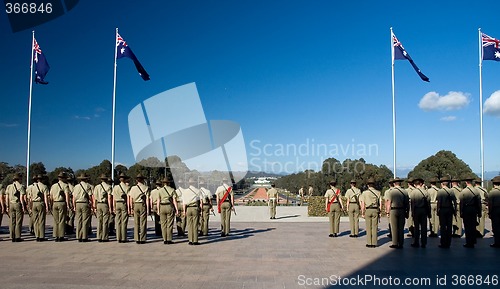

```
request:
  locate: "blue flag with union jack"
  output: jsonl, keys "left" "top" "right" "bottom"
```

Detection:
{"left": 33, "top": 38, "right": 50, "bottom": 84}
{"left": 391, "top": 31, "right": 429, "bottom": 82}
{"left": 116, "top": 33, "right": 150, "bottom": 81}
{"left": 482, "top": 32, "right": 500, "bottom": 61}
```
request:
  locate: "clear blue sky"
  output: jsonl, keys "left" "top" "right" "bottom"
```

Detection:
{"left": 1, "top": 0, "right": 500, "bottom": 175}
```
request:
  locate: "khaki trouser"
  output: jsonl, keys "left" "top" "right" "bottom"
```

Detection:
{"left": 97, "top": 203, "right": 110, "bottom": 240}
{"left": 159, "top": 204, "right": 175, "bottom": 241}
{"left": 490, "top": 208, "right": 500, "bottom": 245}
{"left": 152, "top": 203, "right": 161, "bottom": 236}
{"left": 453, "top": 203, "right": 463, "bottom": 235}
{"left": 133, "top": 203, "right": 147, "bottom": 242}
{"left": 52, "top": 201, "right": 66, "bottom": 238}
{"left": 186, "top": 205, "right": 199, "bottom": 243}
{"left": 200, "top": 204, "right": 210, "bottom": 235}
{"left": 476, "top": 204, "right": 487, "bottom": 236}
{"left": 365, "top": 208, "right": 379, "bottom": 246}
{"left": 75, "top": 202, "right": 90, "bottom": 240}
{"left": 220, "top": 202, "right": 232, "bottom": 235}
{"left": 348, "top": 203, "right": 360, "bottom": 235}
{"left": 67, "top": 201, "right": 75, "bottom": 231}
{"left": 406, "top": 203, "right": 414, "bottom": 233}
{"left": 115, "top": 202, "right": 129, "bottom": 241}
{"left": 32, "top": 201, "right": 46, "bottom": 238}
{"left": 176, "top": 206, "right": 186, "bottom": 235}
{"left": 430, "top": 203, "right": 439, "bottom": 235}
{"left": 269, "top": 198, "right": 277, "bottom": 218}
{"left": 390, "top": 208, "right": 406, "bottom": 246}
{"left": 9, "top": 202, "right": 23, "bottom": 239}
{"left": 328, "top": 203, "right": 342, "bottom": 234}
{"left": 463, "top": 207, "right": 478, "bottom": 245}
{"left": 412, "top": 207, "right": 428, "bottom": 246}
{"left": 439, "top": 207, "right": 454, "bottom": 247}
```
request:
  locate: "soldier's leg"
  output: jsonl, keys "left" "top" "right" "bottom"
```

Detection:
{"left": 167, "top": 206, "right": 174, "bottom": 242}
{"left": 193, "top": 208, "right": 199, "bottom": 243}
{"left": 225, "top": 204, "right": 231, "bottom": 235}
{"left": 83, "top": 205, "right": 90, "bottom": 240}
{"left": 52, "top": 205, "right": 59, "bottom": 238}
{"left": 477, "top": 204, "right": 486, "bottom": 237}
{"left": 102, "top": 204, "right": 110, "bottom": 241}
{"left": 390, "top": 211, "right": 398, "bottom": 246}
{"left": 420, "top": 212, "right": 428, "bottom": 246}
{"left": 397, "top": 212, "right": 405, "bottom": 246}
{"left": 159, "top": 205, "right": 167, "bottom": 241}
{"left": 365, "top": 211, "right": 372, "bottom": 245}
{"left": 328, "top": 208, "right": 334, "bottom": 235}
{"left": 348, "top": 206, "right": 354, "bottom": 235}
{"left": 353, "top": 206, "right": 360, "bottom": 235}
{"left": 493, "top": 210, "right": 500, "bottom": 245}
{"left": 97, "top": 204, "right": 103, "bottom": 240}
{"left": 115, "top": 205, "right": 123, "bottom": 241}
{"left": 32, "top": 203, "right": 40, "bottom": 238}
{"left": 413, "top": 213, "right": 421, "bottom": 245}
{"left": 75, "top": 204, "right": 82, "bottom": 239}
{"left": 139, "top": 205, "right": 147, "bottom": 242}
{"left": 133, "top": 206, "right": 140, "bottom": 241}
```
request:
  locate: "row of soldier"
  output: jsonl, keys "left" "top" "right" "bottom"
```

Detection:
{"left": 0, "top": 172, "right": 236, "bottom": 244}
{"left": 323, "top": 175, "right": 500, "bottom": 248}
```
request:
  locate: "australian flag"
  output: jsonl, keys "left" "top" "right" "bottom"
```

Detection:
{"left": 33, "top": 38, "right": 50, "bottom": 84}
{"left": 482, "top": 33, "right": 500, "bottom": 61}
{"left": 116, "top": 33, "right": 150, "bottom": 81}
{"left": 392, "top": 31, "right": 429, "bottom": 82}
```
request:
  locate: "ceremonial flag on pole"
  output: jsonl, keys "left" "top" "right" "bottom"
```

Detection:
{"left": 33, "top": 38, "right": 50, "bottom": 84}
{"left": 482, "top": 32, "right": 500, "bottom": 61}
{"left": 391, "top": 31, "right": 429, "bottom": 82}
{"left": 116, "top": 33, "right": 150, "bottom": 81}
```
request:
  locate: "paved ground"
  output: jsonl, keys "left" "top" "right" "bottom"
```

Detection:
{"left": 0, "top": 207, "right": 498, "bottom": 289}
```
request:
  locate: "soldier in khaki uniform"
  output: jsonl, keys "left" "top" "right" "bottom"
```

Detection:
{"left": 267, "top": 183, "right": 279, "bottom": 219}
{"left": 385, "top": 177, "right": 409, "bottom": 249}
{"left": 360, "top": 178, "right": 381, "bottom": 248}
{"left": 150, "top": 180, "right": 162, "bottom": 236}
{"left": 460, "top": 176, "right": 481, "bottom": 248}
{"left": 29, "top": 174, "right": 49, "bottom": 241}
{"left": 488, "top": 176, "right": 500, "bottom": 248}
{"left": 26, "top": 176, "right": 36, "bottom": 235}
{"left": 474, "top": 178, "right": 488, "bottom": 238}
{"left": 324, "top": 180, "right": 344, "bottom": 237}
{"left": 427, "top": 177, "right": 439, "bottom": 237}
{"left": 451, "top": 178, "right": 463, "bottom": 237}
{"left": 345, "top": 180, "right": 361, "bottom": 237}
{"left": 5, "top": 173, "right": 27, "bottom": 242}
{"left": 0, "top": 176, "right": 5, "bottom": 234}
{"left": 384, "top": 179, "right": 395, "bottom": 238}
{"left": 129, "top": 173, "right": 149, "bottom": 244}
{"left": 436, "top": 176, "right": 456, "bottom": 248}
{"left": 50, "top": 172, "right": 70, "bottom": 242}
{"left": 72, "top": 173, "right": 93, "bottom": 242}
{"left": 66, "top": 176, "right": 76, "bottom": 235}
{"left": 175, "top": 179, "right": 187, "bottom": 236}
{"left": 112, "top": 173, "right": 130, "bottom": 243}
{"left": 184, "top": 178, "right": 202, "bottom": 245}
{"left": 405, "top": 178, "right": 415, "bottom": 236}
{"left": 93, "top": 174, "right": 112, "bottom": 242}
{"left": 216, "top": 178, "right": 234, "bottom": 237}
{"left": 199, "top": 179, "right": 213, "bottom": 236}
{"left": 410, "top": 178, "right": 430, "bottom": 248}
{"left": 158, "top": 178, "right": 178, "bottom": 244}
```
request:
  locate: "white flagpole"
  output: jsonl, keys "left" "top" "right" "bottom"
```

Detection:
{"left": 478, "top": 28, "right": 484, "bottom": 184}
{"left": 390, "top": 27, "right": 397, "bottom": 178}
{"left": 26, "top": 31, "right": 35, "bottom": 185}
{"left": 111, "top": 27, "right": 118, "bottom": 183}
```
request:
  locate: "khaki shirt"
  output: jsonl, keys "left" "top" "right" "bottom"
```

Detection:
{"left": 411, "top": 187, "right": 429, "bottom": 209}
{"left": 94, "top": 182, "right": 111, "bottom": 204}
{"left": 428, "top": 185, "right": 439, "bottom": 203}
{"left": 387, "top": 186, "right": 409, "bottom": 208}
{"left": 216, "top": 184, "right": 233, "bottom": 201}
{"left": 267, "top": 188, "right": 278, "bottom": 199}
{"left": 129, "top": 183, "right": 149, "bottom": 203}
{"left": 452, "top": 185, "right": 462, "bottom": 204}
{"left": 112, "top": 182, "right": 129, "bottom": 203}
{"left": 436, "top": 187, "right": 456, "bottom": 209}
{"left": 175, "top": 187, "right": 185, "bottom": 206}
{"left": 158, "top": 186, "right": 176, "bottom": 204}
{"left": 475, "top": 185, "right": 488, "bottom": 204}
{"left": 460, "top": 185, "right": 480, "bottom": 210}
{"left": 150, "top": 187, "right": 161, "bottom": 205}
{"left": 345, "top": 187, "right": 361, "bottom": 204}
{"left": 200, "top": 187, "right": 211, "bottom": 203}
{"left": 29, "top": 181, "right": 49, "bottom": 202}
{"left": 488, "top": 186, "right": 500, "bottom": 209}
{"left": 184, "top": 185, "right": 200, "bottom": 206}
{"left": 50, "top": 181, "right": 69, "bottom": 202}
{"left": 73, "top": 181, "right": 93, "bottom": 203}
{"left": 6, "top": 181, "right": 26, "bottom": 203}
{"left": 360, "top": 187, "right": 381, "bottom": 209}
{"left": 324, "top": 187, "right": 341, "bottom": 203}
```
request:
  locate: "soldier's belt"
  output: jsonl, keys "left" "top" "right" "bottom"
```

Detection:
{"left": 160, "top": 202, "right": 171, "bottom": 205}
{"left": 76, "top": 201, "right": 88, "bottom": 204}
{"left": 202, "top": 202, "right": 210, "bottom": 205}
{"left": 115, "top": 200, "right": 125, "bottom": 203}
{"left": 223, "top": 200, "right": 230, "bottom": 203}
{"left": 366, "top": 206, "right": 378, "bottom": 209}
{"left": 391, "top": 207, "right": 403, "bottom": 209}
{"left": 187, "top": 204, "right": 198, "bottom": 207}
{"left": 97, "top": 202, "right": 108, "bottom": 204}
{"left": 32, "top": 200, "right": 42, "bottom": 202}
{"left": 53, "top": 201, "right": 65, "bottom": 202}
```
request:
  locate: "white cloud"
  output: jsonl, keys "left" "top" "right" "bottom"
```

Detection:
{"left": 484, "top": 90, "right": 500, "bottom": 116}
{"left": 0, "top": 123, "right": 19, "bottom": 128}
{"left": 418, "top": 91, "right": 470, "bottom": 111}
{"left": 74, "top": 115, "right": 91, "bottom": 120}
{"left": 440, "top": 116, "right": 457, "bottom": 122}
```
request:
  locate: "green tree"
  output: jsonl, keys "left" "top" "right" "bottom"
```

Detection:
{"left": 408, "top": 150, "right": 476, "bottom": 182}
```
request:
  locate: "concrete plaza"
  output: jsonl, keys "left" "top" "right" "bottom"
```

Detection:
{"left": 0, "top": 206, "right": 498, "bottom": 289}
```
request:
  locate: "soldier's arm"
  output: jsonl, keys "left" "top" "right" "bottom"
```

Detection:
{"left": 107, "top": 193, "right": 113, "bottom": 212}
{"left": 173, "top": 198, "right": 178, "bottom": 214}
{"left": 5, "top": 189, "right": 9, "bottom": 211}
{"left": 0, "top": 193, "right": 4, "bottom": 213}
